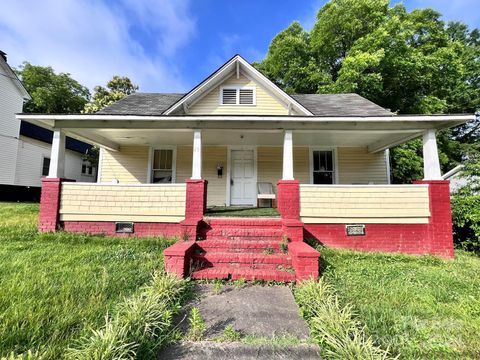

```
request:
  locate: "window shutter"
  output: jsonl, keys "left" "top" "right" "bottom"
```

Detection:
{"left": 222, "top": 88, "right": 237, "bottom": 104}
{"left": 239, "top": 89, "right": 254, "bottom": 104}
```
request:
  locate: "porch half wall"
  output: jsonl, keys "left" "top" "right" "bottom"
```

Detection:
{"left": 98, "top": 145, "right": 388, "bottom": 207}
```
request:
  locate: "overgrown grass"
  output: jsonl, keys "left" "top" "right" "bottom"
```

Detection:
{"left": 0, "top": 202, "right": 176, "bottom": 359}
{"left": 295, "top": 279, "right": 392, "bottom": 359}
{"left": 319, "top": 247, "right": 480, "bottom": 359}
{"left": 66, "top": 273, "right": 190, "bottom": 359}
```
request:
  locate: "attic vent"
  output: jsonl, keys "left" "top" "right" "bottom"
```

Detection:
{"left": 239, "top": 89, "right": 254, "bottom": 104}
{"left": 115, "top": 222, "right": 134, "bottom": 233}
{"left": 221, "top": 87, "right": 255, "bottom": 105}
{"left": 222, "top": 88, "right": 237, "bottom": 104}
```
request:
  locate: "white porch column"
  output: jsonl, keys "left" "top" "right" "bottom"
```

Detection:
{"left": 422, "top": 129, "right": 442, "bottom": 180}
{"left": 191, "top": 129, "right": 202, "bottom": 179}
{"left": 282, "top": 130, "right": 294, "bottom": 180}
{"left": 48, "top": 129, "right": 66, "bottom": 178}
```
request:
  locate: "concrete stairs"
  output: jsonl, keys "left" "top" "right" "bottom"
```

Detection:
{"left": 191, "top": 218, "right": 295, "bottom": 282}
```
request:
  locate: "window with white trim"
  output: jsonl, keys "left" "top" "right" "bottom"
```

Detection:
{"left": 312, "top": 150, "right": 335, "bottom": 184}
{"left": 152, "top": 149, "right": 174, "bottom": 183}
{"left": 221, "top": 87, "right": 255, "bottom": 105}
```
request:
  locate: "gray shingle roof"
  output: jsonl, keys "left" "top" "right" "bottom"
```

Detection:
{"left": 290, "top": 94, "right": 392, "bottom": 116}
{"left": 96, "top": 93, "right": 185, "bottom": 115}
{"left": 96, "top": 92, "right": 392, "bottom": 116}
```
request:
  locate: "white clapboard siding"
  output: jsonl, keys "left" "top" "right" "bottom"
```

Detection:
{"left": 0, "top": 65, "right": 23, "bottom": 185}
{"left": 15, "top": 136, "right": 95, "bottom": 187}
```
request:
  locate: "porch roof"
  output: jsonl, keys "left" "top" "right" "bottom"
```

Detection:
{"left": 16, "top": 113, "right": 474, "bottom": 153}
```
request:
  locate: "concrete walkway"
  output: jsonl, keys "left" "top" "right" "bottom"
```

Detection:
{"left": 158, "top": 284, "right": 320, "bottom": 359}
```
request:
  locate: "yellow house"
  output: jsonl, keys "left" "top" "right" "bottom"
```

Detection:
{"left": 18, "top": 55, "right": 474, "bottom": 282}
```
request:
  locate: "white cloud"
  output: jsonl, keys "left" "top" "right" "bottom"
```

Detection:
{"left": 0, "top": 0, "right": 196, "bottom": 92}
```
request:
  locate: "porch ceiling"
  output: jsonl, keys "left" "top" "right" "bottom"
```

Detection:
{"left": 62, "top": 128, "right": 421, "bottom": 152}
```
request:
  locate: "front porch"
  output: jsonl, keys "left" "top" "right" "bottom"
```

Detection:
{"left": 21, "top": 113, "right": 472, "bottom": 281}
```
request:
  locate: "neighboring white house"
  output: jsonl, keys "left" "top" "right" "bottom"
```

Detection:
{"left": 0, "top": 50, "right": 94, "bottom": 200}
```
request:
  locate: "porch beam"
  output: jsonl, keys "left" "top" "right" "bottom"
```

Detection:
{"left": 48, "top": 129, "right": 66, "bottom": 178}
{"left": 282, "top": 130, "right": 294, "bottom": 180}
{"left": 422, "top": 129, "right": 442, "bottom": 180}
{"left": 191, "top": 129, "right": 202, "bottom": 179}
{"left": 367, "top": 132, "right": 422, "bottom": 153}
{"left": 50, "top": 119, "right": 467, "bottom": 131}
{"left": 66, "top": 130, "right": 120, "bottom": 152}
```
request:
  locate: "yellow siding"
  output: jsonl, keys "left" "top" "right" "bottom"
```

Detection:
{"left": 257, "top": 147, "right": 310, "bottom": 188}
{"left": 338, "top": 147, "right": 388, "bottom": 184}
{"left": 299, "top": 185, "right": 430, "bottom": 224}
{"left": 176, "top": 146, "right": 228, "bottom": 207}
{"left": 60, "top": 183, "right": 186, "bottom": 222}
{"left": 188, "top": 74, "right": 289, "bottom": 115}
{"left": 175, "top": 145, "right": 192, "bottom": 183}
{"left": 100, "top": 146, "right": 149, "bottom": 183}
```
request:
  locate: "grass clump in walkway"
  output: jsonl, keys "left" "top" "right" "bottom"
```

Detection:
{"left": 295, "top": 278, "right": 392, "bottom": 359}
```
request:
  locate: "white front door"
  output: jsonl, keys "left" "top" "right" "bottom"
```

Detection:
{"left": 230, "top": 150, "right": 255, "bottom": 205}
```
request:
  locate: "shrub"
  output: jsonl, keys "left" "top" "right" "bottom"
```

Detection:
{"left": 451, "top": 159, "right": 480, "bottom": 254}
{"left": 294, "top": 279, "right": 393, "bottom": 360}
{"left": 66, "top": 272, "right": 189, "bottom": 360}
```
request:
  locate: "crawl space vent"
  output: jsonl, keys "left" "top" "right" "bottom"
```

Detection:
{"left": 115, "top": 222, "right": 134, "bottom": 233}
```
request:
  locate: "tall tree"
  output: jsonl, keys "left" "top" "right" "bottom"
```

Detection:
{"left": 83, "top": 76, "right": 138, "bottom": 113}
{"left": 15, "top": 62, "right": 90, "bottom": 113}
{"left": 256, "top": 0, "right": 479, "bottom": 183}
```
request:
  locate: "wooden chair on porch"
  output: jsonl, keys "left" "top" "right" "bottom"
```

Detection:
{"left": 257, "top": 182, "right": 276, "bottom": 208}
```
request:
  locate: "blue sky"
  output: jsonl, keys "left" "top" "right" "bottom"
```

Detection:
{"left": 0, "top": 0, "right": 478, "bottom": 93}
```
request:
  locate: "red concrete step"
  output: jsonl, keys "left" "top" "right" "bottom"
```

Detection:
{"left": 205, "top": 229, "right": 284, "bottom": 241}
{"left": 192, "top": 252, "right": 292, "bottom": 267}
{"left": 191, "top": 266, "right": 296, "bottom": 282}
{"left": 196, "top": 240, "right": 284, "bottom": 253}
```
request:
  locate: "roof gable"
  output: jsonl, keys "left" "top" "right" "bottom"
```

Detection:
{"left": 0, "top": 52, "right": 30, "bottom": 101}
{"left": 164, "top": 54, "right": 312, "bottom": 116}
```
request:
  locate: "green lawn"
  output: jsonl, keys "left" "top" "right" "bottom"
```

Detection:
{"left": 0, "top": 202, "right": 175, "bottom": 359}
{"left": 319, "top": 246, "right": 480, "bottom": 359}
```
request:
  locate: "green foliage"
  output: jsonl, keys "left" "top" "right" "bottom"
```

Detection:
{"left": 262, "top": 247, "right": 274, "bottom": 255}
{"left": 233, "top": 278, "right": 247, "bottom": 289}
{"left": 317, "top": 246, "right": 480, "bottom": 359}
{"left": 0, "top": 202, "right": 176, "bottom": 359}
{"left": 218, "top": 325, "right": 242, "bottom": 342}
{"left": 257, "top": 0, "right": 480, "bottom": 184}
{"left": 83, "top": 76, "right": 138, "bottom": 113}
{"left": 295, "top": 278, "right": 392, "bottom": 359}
{"left": 67, "top": 272, "right": 189, "bottom": 359}
{"left": 451, "top": 158, "right": 480, "bottom": 253}
{"left": 15, "top": 62, "right": 90, "bottom": 113}
{"left": 186, "top": 307, "right": 206, "bottom": 341}
{"left": 212, "top": 280, "right": 223, "bottom": 295}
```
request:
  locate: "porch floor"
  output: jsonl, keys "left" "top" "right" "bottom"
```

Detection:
{"left": 205, "top": 206, "right": 279, "bottom": 218}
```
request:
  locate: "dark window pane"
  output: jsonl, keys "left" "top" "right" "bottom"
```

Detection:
{"left": 313, "top": 172, "right": 333, "bottom": 184}
{"left": 153, "top": 170, "right": 172, "bottom": 183}
{"left": 88, "top": 166, "right": 93, "bottom": 175}
{"left": 313, "top": 151, "right": 319, "bottom": 171}
{"left": 42, "top": 158, "right": 50, "bottom": 176}
{"left": 325, "top": 151, "right": 333, "bottom": 171}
